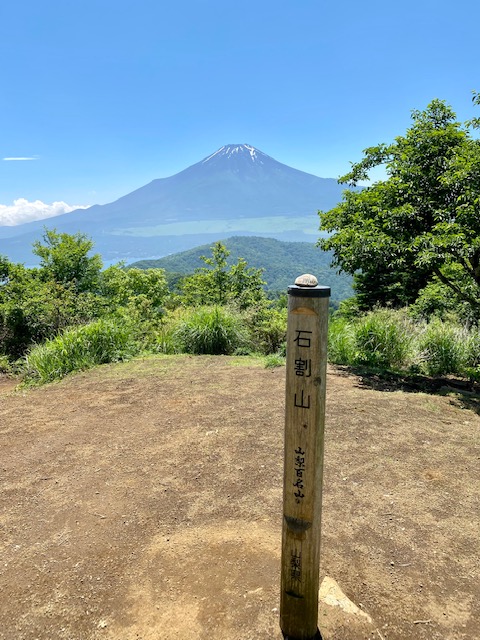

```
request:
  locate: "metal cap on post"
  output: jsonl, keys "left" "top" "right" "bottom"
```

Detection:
{"left": 280, "top": 274, "right": 330, "bottom": 640}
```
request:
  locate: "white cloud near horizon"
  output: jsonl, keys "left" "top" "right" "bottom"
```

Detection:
{"left": 0, "top": 199, "right": 91, "bottom": 226}
{"left": 3, "top": 156, "right": 38, "bottom": 161}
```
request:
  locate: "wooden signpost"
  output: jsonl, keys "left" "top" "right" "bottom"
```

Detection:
{"left": 280, "top": 274, "right": 330, "bottom": 640}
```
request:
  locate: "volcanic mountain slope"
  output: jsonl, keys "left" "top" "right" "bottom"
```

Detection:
{"left": 68, "top": 144, "right": 344, "bottom": 226}
{"left": 1, "top": 144, "right": 346, "bottom": 263}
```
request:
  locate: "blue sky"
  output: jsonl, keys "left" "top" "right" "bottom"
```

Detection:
{"left": 1, "top": 0, "right": 480, "bottom": 224}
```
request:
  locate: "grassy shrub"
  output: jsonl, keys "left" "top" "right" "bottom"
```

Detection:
{"left": 173, "top": 306, "right": 247, "bottom": 355}
{"left": 112, "top": 303, "right": 164, "bottom": 353}
{"left": 153, "top": 325, "right": 181, "bottom": 354}
{"left": 463, "top": 328, "right": 480, "bottom": 381}
{"left": 25, "top": 319, "right": 136, "bottom": 383}
{"left": 352, "top": 309, "right": 414, "bottom": 370}
{"left": 0, "top": 354, "right": 12, "bottom": 374}
{"left": 417, "top": 320, "right": 468, "bottom": 376}
{"left": 328, "top": 316, "right": 356, "bottom": 365}
{"left": 328, "top": 309, "right": 418, "bottom": 371}
{"left": 243, "top": 307, "right": 287, "bottom": 355}
{"left": 264, "top": 353, "right": 286, "bottom": 368}
{"left": 329, "top": 310, "right": 480, "bottom": 378}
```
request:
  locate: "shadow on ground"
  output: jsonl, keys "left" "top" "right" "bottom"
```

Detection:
{"left": 332, "top": 365, "right": 480, "bottom": 415}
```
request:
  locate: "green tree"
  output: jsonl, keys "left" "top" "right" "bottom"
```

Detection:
{"left": 33, "top": 228, "right": 103, "bottom": 293}
{"left": 0, "top": 232, "right": 107, "bottom": 359}
{"left": 179, "top": 241, "right": 267, "bottom": 309}
{"left": 0, "top": 261, "right": 98, "bottom": 358}
{"left": 99, "top": 265, "right": 169, "bottom": 332}
{"left": 0, "top": 255, "right": 9, "bottom": 283}
{"left": 100, "top": 265, "right": 168, "bottom": 308}
{"left": 319, "top": 98, "right": 480, "bottom": 317}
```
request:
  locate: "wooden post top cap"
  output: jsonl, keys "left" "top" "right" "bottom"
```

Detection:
{"left": 289, "top": 275, "right": 330, "bottom": 297}
{"left": 295, "top": 274, "right": 318, "bottom": 287}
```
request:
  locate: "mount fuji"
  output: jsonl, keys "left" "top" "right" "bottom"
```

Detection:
{"left": 1, "top": 144, "right": 346, "bottom": 264}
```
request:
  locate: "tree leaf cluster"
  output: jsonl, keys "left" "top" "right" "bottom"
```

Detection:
{"left": 177, "top": 241, "right": 267, "bottom": 310}
{"left": 0, "top": 229, "right": 169, "bottom": 359}
{"left": 319, "top": 97, "right": 480, "bottom": 318}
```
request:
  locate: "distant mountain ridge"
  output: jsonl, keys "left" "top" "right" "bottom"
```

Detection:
{"left": 1, "top": 144, "right": 346, "bottom": 264}
{"left": 129, "top": 236, "right": 352, "bottom": 304}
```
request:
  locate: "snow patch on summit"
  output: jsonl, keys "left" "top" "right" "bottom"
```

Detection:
{"left": 202, "top": 144, "right": 267, "bottom": 165}
{"left": 202, "top": 146, "right": 226, "bottom": 163}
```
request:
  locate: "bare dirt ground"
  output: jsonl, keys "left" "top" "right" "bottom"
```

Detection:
{"left": 0, "top": 355, "right": 478, "bottom": 640}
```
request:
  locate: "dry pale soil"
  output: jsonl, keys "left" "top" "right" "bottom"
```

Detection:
{"left": 0, "top": 356, "right": 478, "bottom": 640}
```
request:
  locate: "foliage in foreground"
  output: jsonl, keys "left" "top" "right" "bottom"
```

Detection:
{"left": 25, "top": 319, "right": 138, "bottom": 384}
{"left": 0, "top": 354, "right": 12, "bottom": 374}
{"left": 5, "top": 228, "right": 480, "bottom": 386}
{"left": 0, "top": 231, "right": 170, "bottom": 361}
{"left": 328, "top": 308, "right": 480, "bottom": 379}
{"left": 172, "top": 306, "right": 248, "bottom": 355}
{"left": 177, "top": 241, "right": 267, "bottom": 310}
{"left": 19, "top": 302, "right": 287, "bottom": 384}
{"left": 11, "top": 302, "right": 480, "bottom": 386}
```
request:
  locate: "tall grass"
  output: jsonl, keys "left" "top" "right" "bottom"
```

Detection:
{"left": 328, "top": 309, "right": 414, "bottom": 370}
{"left": 464, "top": 328, "right": 480, "bottom": 381}
{"left": 353, "top": 309, "right": 414, "bottom": 369}
{"left": 23, "top": 304, "right": 480, "bottom": 384}
{"left": 416, "top": 320, "right": 469, "bottom": 376}
{"left": 327, "top": 308, "right": 478, "bottom": 378}
{"left": 25, "top": 319, "right": 137, "bottom": 383}
{"left": 0, "top": 354, "right": 12, "bottom": 374}
{"left": 328, "top": 316, "right": 357, "bottom": 365}
{"left": 173, "top": 306, "right": 247, "bottom": 355}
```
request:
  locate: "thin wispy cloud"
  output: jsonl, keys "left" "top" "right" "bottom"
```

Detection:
{"left": 0, "top": 199, "right": 90, "bottom": 226}
{"left": 3, "top": 156, "right": 38, "bottom": 161}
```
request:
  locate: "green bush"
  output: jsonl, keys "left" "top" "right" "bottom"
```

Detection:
{"left": 264, "top": 353, "right": 286, "bottom": 368}
{"left": 464, "top": 328, "right": 480, "bottom": 367}
{"left": 173, "top": 306, "right": 247, "bottom": 355}
{"left": 25, "top": 319, "right": 137, "bottom": 383}
{"left": 463, "top": 328, "right": 480, "bottom": 381}
{"left": 352, "top": 309, "right": 414, "bottom": 370}
{"left": 328, "top": 316, "right": 356, "bottom": 365}
{"left": 0, "top": 276, "right": 104, "bottom": 359}
{"left": 0, "top": 354, "right": 12, "bottom": 374}
{"left": 243, "top": 307, "right": 287, "bottom": 355}
{"left": 152, "top": 318, "right": 182, "bottom": 354}
{"left": 417, "top": 320, "right": 468, "bottom": 376}
{"left": 327, "top": 308, "right": 480, "bottom": 378}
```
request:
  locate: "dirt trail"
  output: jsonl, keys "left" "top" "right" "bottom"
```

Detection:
{"left": 0, "top": 356, "right": 478, "bottom": 639}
